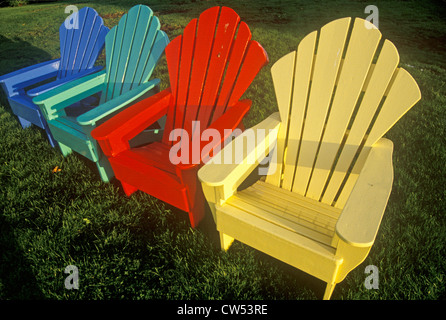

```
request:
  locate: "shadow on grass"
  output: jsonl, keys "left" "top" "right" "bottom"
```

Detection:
{"left": 0, "top": 34, "right": 53, "bottom": 76}
{"left": 0, "top": 212, "right": 44, "bottom": 299}
{"left": 0, "top": 34, "right": 56, "bottom": 144}
{"left": 0, "top": 35, "right": 57, "bottom": 299}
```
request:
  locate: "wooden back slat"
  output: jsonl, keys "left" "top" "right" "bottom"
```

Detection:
{"left": 211, "top": 21, "right": 252, "bottom": 122}
{"left": 68, "top": 12, "right": 89, "bottom": 75}
{"left": 101, "top": 5, "right": 168, "bottom": 103}
{"left": 321, "top": 40, "right": 399, "bottom": 205}
{"left": 162, "top": 6, "right": 268, "bottom": 145}
{"left": 112, "top": 7, "right": 146, "bottom": 98}
{"left": 131, "top": 11, "right": 165, "bottom": 88}
{"left": 226, "top": 40, "right": 269, "bottom": 108}
{"left": 334, "top": 67, "right": 421, "bottom": 208}
{"left": 163, "top": 36, "right": 182, "bottom": 144}
{"left": 65, "top": 9, "right": 87, "bottom": 76}
{"left": 282, "top": 32, "right": 317, "bottom": 190}
{"left": 265, "top": 51, "right": 295, "bottom": 187}
{"left": 305, "top": 19, "right": 381, "bottom": 200}
{"left": 58, "top": 7, "right": 107, "bottom": 79}
{"left": 292, "top": 18, "right": 351, "bottom": 196}
{"left": 58, "top": 11, "right": 77, "bottom": 78}
{"left": 183, "top": 7, "right": 220, "bottom": 138}
{"left": 267, "top": 17, "right": 421, "bottom": 208}
{"left": 196, "top": 8, "right": 240, "bottom": 130}
{"left": 102, "top": 13, "right": 125, "bottom": 102}
{"left": 175, "top": 18, "right": 199, "bottom": 139}
{"left": 80, "top": 19, "right": 108, "bottom": 72}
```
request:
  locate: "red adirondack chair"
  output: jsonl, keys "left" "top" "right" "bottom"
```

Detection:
{"left": 91, "top": 6, "right": 268, "bottom": 227}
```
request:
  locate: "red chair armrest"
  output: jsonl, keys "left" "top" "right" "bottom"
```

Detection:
{"left": 91, "top": 88, "right": 172, "bottom": 157}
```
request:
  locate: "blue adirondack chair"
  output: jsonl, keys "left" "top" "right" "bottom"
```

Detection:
{"left": 33, "top": 5, "right": 169, "bottom": 182}
{"left": 0, "top": 7, "right": 109, "bottom": 147}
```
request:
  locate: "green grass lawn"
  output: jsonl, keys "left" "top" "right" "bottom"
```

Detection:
{"left": 0, "top": 0, "right": 445, "bottom": 300}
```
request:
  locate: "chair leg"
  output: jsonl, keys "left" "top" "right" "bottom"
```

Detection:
{"left": 121, "top": 181, "right": 138, "bottom": 196}
{"left": 18, "top": 116, "right": 31, "bottom": 128}
{"left": 187, "top": 197, "right": 205, "bottom": 228}
{"left": 220, "top": 232, "right": 234, "bottom": 251}
{"left": 323, "top": 282, "right": 336, "bottom": 300}
{"left": 179, "top": 166, "right": 205, "bottom": 228}
{"left": 58, "top": 142, "right": 72, "bottom": 156}
{"left": 95, "top": 159, "right": 114, "bottom": 183}
{"left": 45, "top": 128, "right": 57, "bottom": 148}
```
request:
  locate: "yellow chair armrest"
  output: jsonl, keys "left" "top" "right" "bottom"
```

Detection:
{"left": 336, "top": 138, "right": 394, "bottom": 247}
{"left": 198, "top": 112, "right": 281, "bottom": 216}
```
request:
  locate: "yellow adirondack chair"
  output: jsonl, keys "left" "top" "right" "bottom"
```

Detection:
{"left": 198, "top": 17, "right": 421, "bottom": 299}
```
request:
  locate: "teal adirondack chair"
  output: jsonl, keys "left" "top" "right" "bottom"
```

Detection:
{"left": 33, "top": 5, "right": 169, "bottom": 182}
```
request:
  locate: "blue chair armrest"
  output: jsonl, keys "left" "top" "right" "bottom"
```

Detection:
{"left": 0, "top": 59, "right": 60, "bottom": 96}
{"left": 27, "top": 65, "right": 104, "bottom": 97}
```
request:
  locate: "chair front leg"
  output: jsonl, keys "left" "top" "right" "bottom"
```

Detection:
{"left": 177, "top": 165, "right": 205, "bottom": 228}
{"left": 18, "top": 116, "right": 32, "bottom": 129}
{"left": 121, "top": 181, "right": 138, "bottom": 196}
{"left": 95, "top": 157, "right": 114, "bottom": 183}
{"left": 58, "top": 142, "right": 73, "bottom": 156}
{"left": 220, "top": 232, "right": 235, "bottom": 251}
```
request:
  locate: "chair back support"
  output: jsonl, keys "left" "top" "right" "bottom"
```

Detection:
{"left": 265, "top": 17, "right": 421, "bottom": 208}
{"left": 100, "top": 5, "right": 169, "bottom": 103}
{"left": 58, "top": 7, "right": 109, "bottom": 79}
{"left": 162, "top": 6, "right": 268, "bottom": 145}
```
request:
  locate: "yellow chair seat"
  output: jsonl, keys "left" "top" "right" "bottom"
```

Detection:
{"left": 225, "top": 180, "right": 341, "bottom": 248}
{"left": 217, "top": 180, "right": 345, "bottom": 286}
